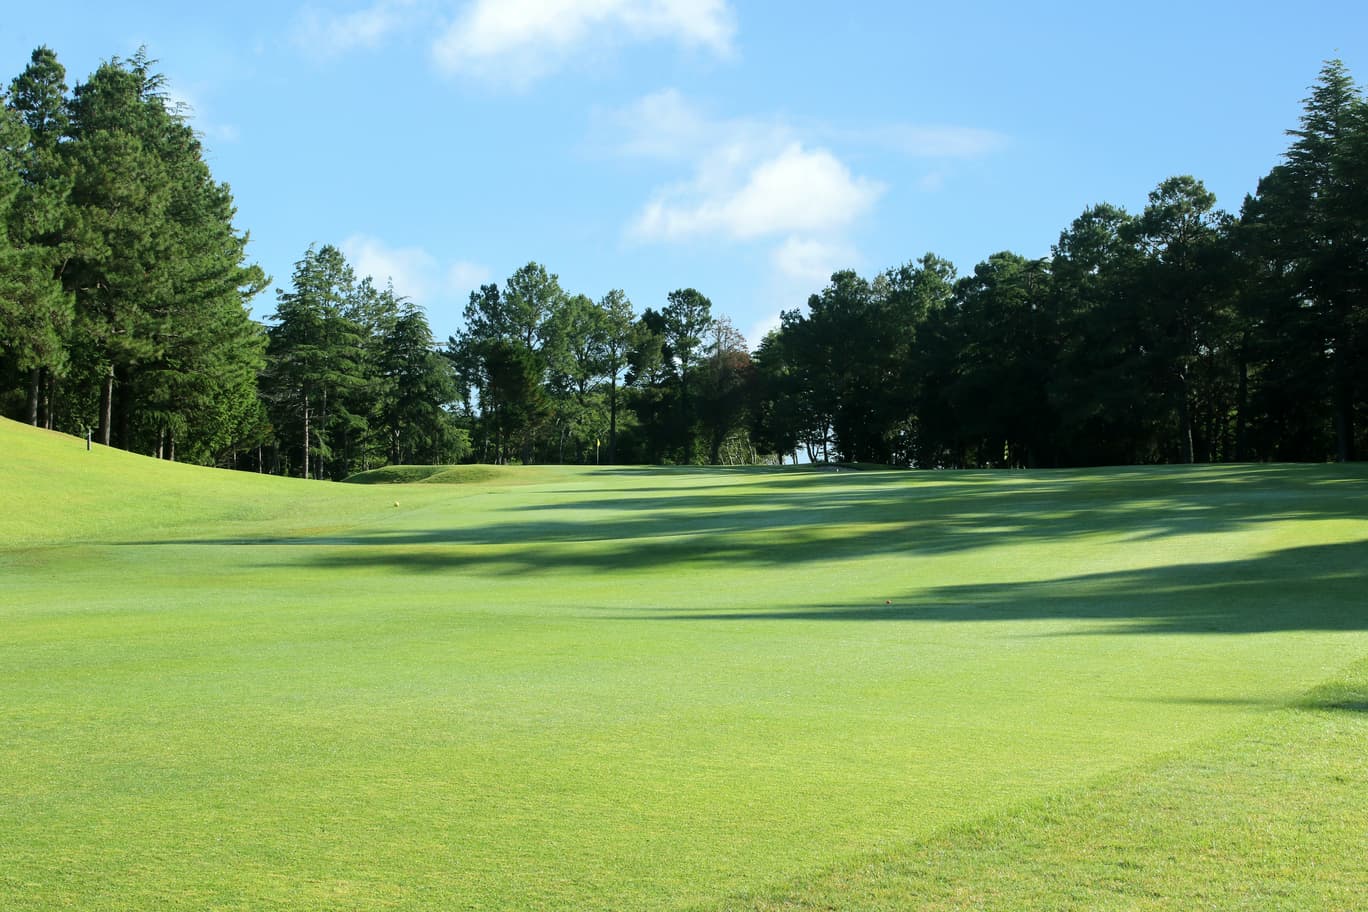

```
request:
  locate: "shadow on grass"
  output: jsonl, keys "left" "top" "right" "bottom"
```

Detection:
{"left": 128, "top": 464, "right": 1368, "bottom": 575}
{"left": 641, "top": 539, "right": 1368, "bottom": 636}
{"left": 122, "top": 464, "right": 1368, "bottom": 638}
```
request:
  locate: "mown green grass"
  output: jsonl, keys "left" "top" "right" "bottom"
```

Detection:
{"left": 739, "top": 665, "right": 1368, "bottom": 911}
{"left": 2, "top": 417, "right": 1366, "bottom": 910}
{"left": 344, "top": 463, "right": 551, "bottom": 485}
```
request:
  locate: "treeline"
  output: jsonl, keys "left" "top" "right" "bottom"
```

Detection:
{"left": 447, "top": 270, "right": 755, "bottom": 467}
{"left": 452, "top": 60, "right": 1368, "bottom": 468}
{"left": 0, "top": 47, "right": 266, "bottom": 464}
{"left": 763, "top": 60, "right": 1368, "bottom": 466}
{"left": 2, "top": 48, "right": 1365, "bottom": 472}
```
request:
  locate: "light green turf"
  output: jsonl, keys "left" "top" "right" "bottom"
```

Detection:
{"left": 2, "top": 417, "right": 1366, "bottom": 911}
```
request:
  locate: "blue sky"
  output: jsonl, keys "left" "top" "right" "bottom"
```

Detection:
{"left": 5, "top": 1, "right": 1366, "bottom": 346}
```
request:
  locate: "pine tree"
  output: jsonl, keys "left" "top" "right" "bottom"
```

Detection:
{"left": 1, "top": 47, "right": 74, "bottom": 427}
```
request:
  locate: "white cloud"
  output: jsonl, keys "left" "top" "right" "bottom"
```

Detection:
{"left": 771, "top": 237, "right": 859, "bottom": 285}
{"left": 165, "top": 86, "right": 240, "bottom": 145}
{"left": 746, "top": 310, "right": 783, "bottom": 348}
{"left": 612, "top": 90, "right": 1005, "bottom": 248}
{"left": 342, "top": 234, "right": 443, "bottom": 303}
{"left": 608, "top": 91, "right": 1005, "bottom": 315}
{"left": 602, "top": 88, "right": 794, "bottom": 163}
{"left": 631, "top": 143, "right": 884, "bottom": 242}
{"left": 609, "top": 88, "right": 719, "bottom": 159}
{"left": 342, "top": 236, "right": 491, "bottom": 335}
{"left": 433, "top": 0, "right": 736, "bottom": 84}
{"left": 294, "top": 0, "right": 424, "bottom": 58}
{"left": 859, "top": 124, "right": 1007, "bottom": 159}
{"left": 447, "top": 260, "right": 493, "bottom": 292}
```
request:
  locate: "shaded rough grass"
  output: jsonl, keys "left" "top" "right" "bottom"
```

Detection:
{"left": 2, "top": 417, "right": 1367, "bottom": 911}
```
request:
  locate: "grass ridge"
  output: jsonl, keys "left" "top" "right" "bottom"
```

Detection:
{"left": 726, "top": 658, "right": 1368, "bottom": 911}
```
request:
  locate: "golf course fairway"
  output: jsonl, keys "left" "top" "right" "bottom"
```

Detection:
{"left": 2, "top": 416, "right": 1366, "bottom": 910}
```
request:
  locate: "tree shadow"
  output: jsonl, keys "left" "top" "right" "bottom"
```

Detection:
{"left": 123, "top": 464, "right": 1368, "bottom": 594}
{"left": 638, "top": 539, "right": 1368, "bottom": 636}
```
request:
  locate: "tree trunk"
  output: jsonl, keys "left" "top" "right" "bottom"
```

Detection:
{"left": 319, "top": 388, "right": 328, "bottom": 479}
{"left": 167, "top": 427, "right": 175, "bottom": 462}
{"left": 27, "top": 369, "right": 40, "bottom": 425}
{"left": 98, "top": 364, "right": 114, "bottom": 446}
{"left": 1333, "top": 397, "right": 1352, "bottom": 463}
{"left": 117, "top": 377, "right": 130, "bottom": 452}
{"left": 608, "top": 376, "right": 618, "bottom": 464}
{"left": 43, "top": 371, "right": 55, "bottom": 429}
{"left": 1177, "top": 369, "right": 1194, "bottom": 464}
{"left": 303, "top": 399, "right": 311, "bottom": 479}
{"left": 1235, "top": 337, "right": 1249, "bottom": 462}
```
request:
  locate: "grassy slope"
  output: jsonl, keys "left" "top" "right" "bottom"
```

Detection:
{"left": 739, "top": 665, "right": 1368, "bottom": 911}
{"left": 1, "top": 417, "right": 1366, "bottom": 910}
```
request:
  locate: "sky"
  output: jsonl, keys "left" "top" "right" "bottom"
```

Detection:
{"left": 4, "top": 1, "right": 1367, "bottom": 347}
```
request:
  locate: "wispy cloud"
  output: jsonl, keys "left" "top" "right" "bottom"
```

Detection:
{"left": 847, "top": 123, "right": 1007, "bottom": 159}
{"left": 294, "top": 0, "right": 426, "bottom": 58}
{"left": 447, "top": 259, "right": 493, "bottom": 293}
{"left": 343, "top": 234, "right": 439, "bottom": 302}
{"left": 342, "top": 234, "right": 488, "bottom": 308}
{"left": 770, "top": 237, "right": 860, "bottom": 285}
{"left": 745, "top": 310, "right": 784, "bottom": 349}
{"left": 432, "top": 0, "right": 736, "bottom": 85}
{"left": 605, "top": 87, "right": 790, "bottom": 161}
{"left": 165, "top": 86, "right": 241, "bottom": 145}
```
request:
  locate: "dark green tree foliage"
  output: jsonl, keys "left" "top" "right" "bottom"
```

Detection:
{"left": 0, "top": 47, "right": 73, "bottom": 427}
{"left": 544, "top": 292, "right": 605, "bottom": 462}
{"left": 750, "top": 327, "right": 802, "bottom": 463}
{"left": 0, "top": 48, "right": 266, "bottom": 462}
{"left": 788, "top": 271, "right": 876, "bottom": 462}
{"left": 621, "top": 306, "right": 672, "bottom": 462}
{"left": 754, "top": 257, "right": 956, "bottom": 465}
{"left": 450, "top": 263, "right": 567, "bottom": 463}
{"left": 944, "top": 253, "right": 1055, "bottom": 467}
{"left": 696, "top": 317, "right": 754, "bottom": 464}
{"left": 1240, "top": 60, "right": 1368, "bottom": 462}
{"left": 597, "top": 288, "right": 635, "bottom": 463}
{"left": 263, "top": 245, "right": 365, "bottom": 479}
{"left": 1047, "top": 204, "right": 1157, "bottom": 465}
{"left": 659, "top": 287, "right": 713, "bottom": 462}
{"left": 1126, "top": 176, "right": 1234, "bottom": 464}
{"left": 888, "top": 254, "right": 957, "bottom": 466}
{"left": 377, "top": 300, "right": 461, "bottom": 465}
{"left": 63, "top": 53, "right": 175, "bottom": 445}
